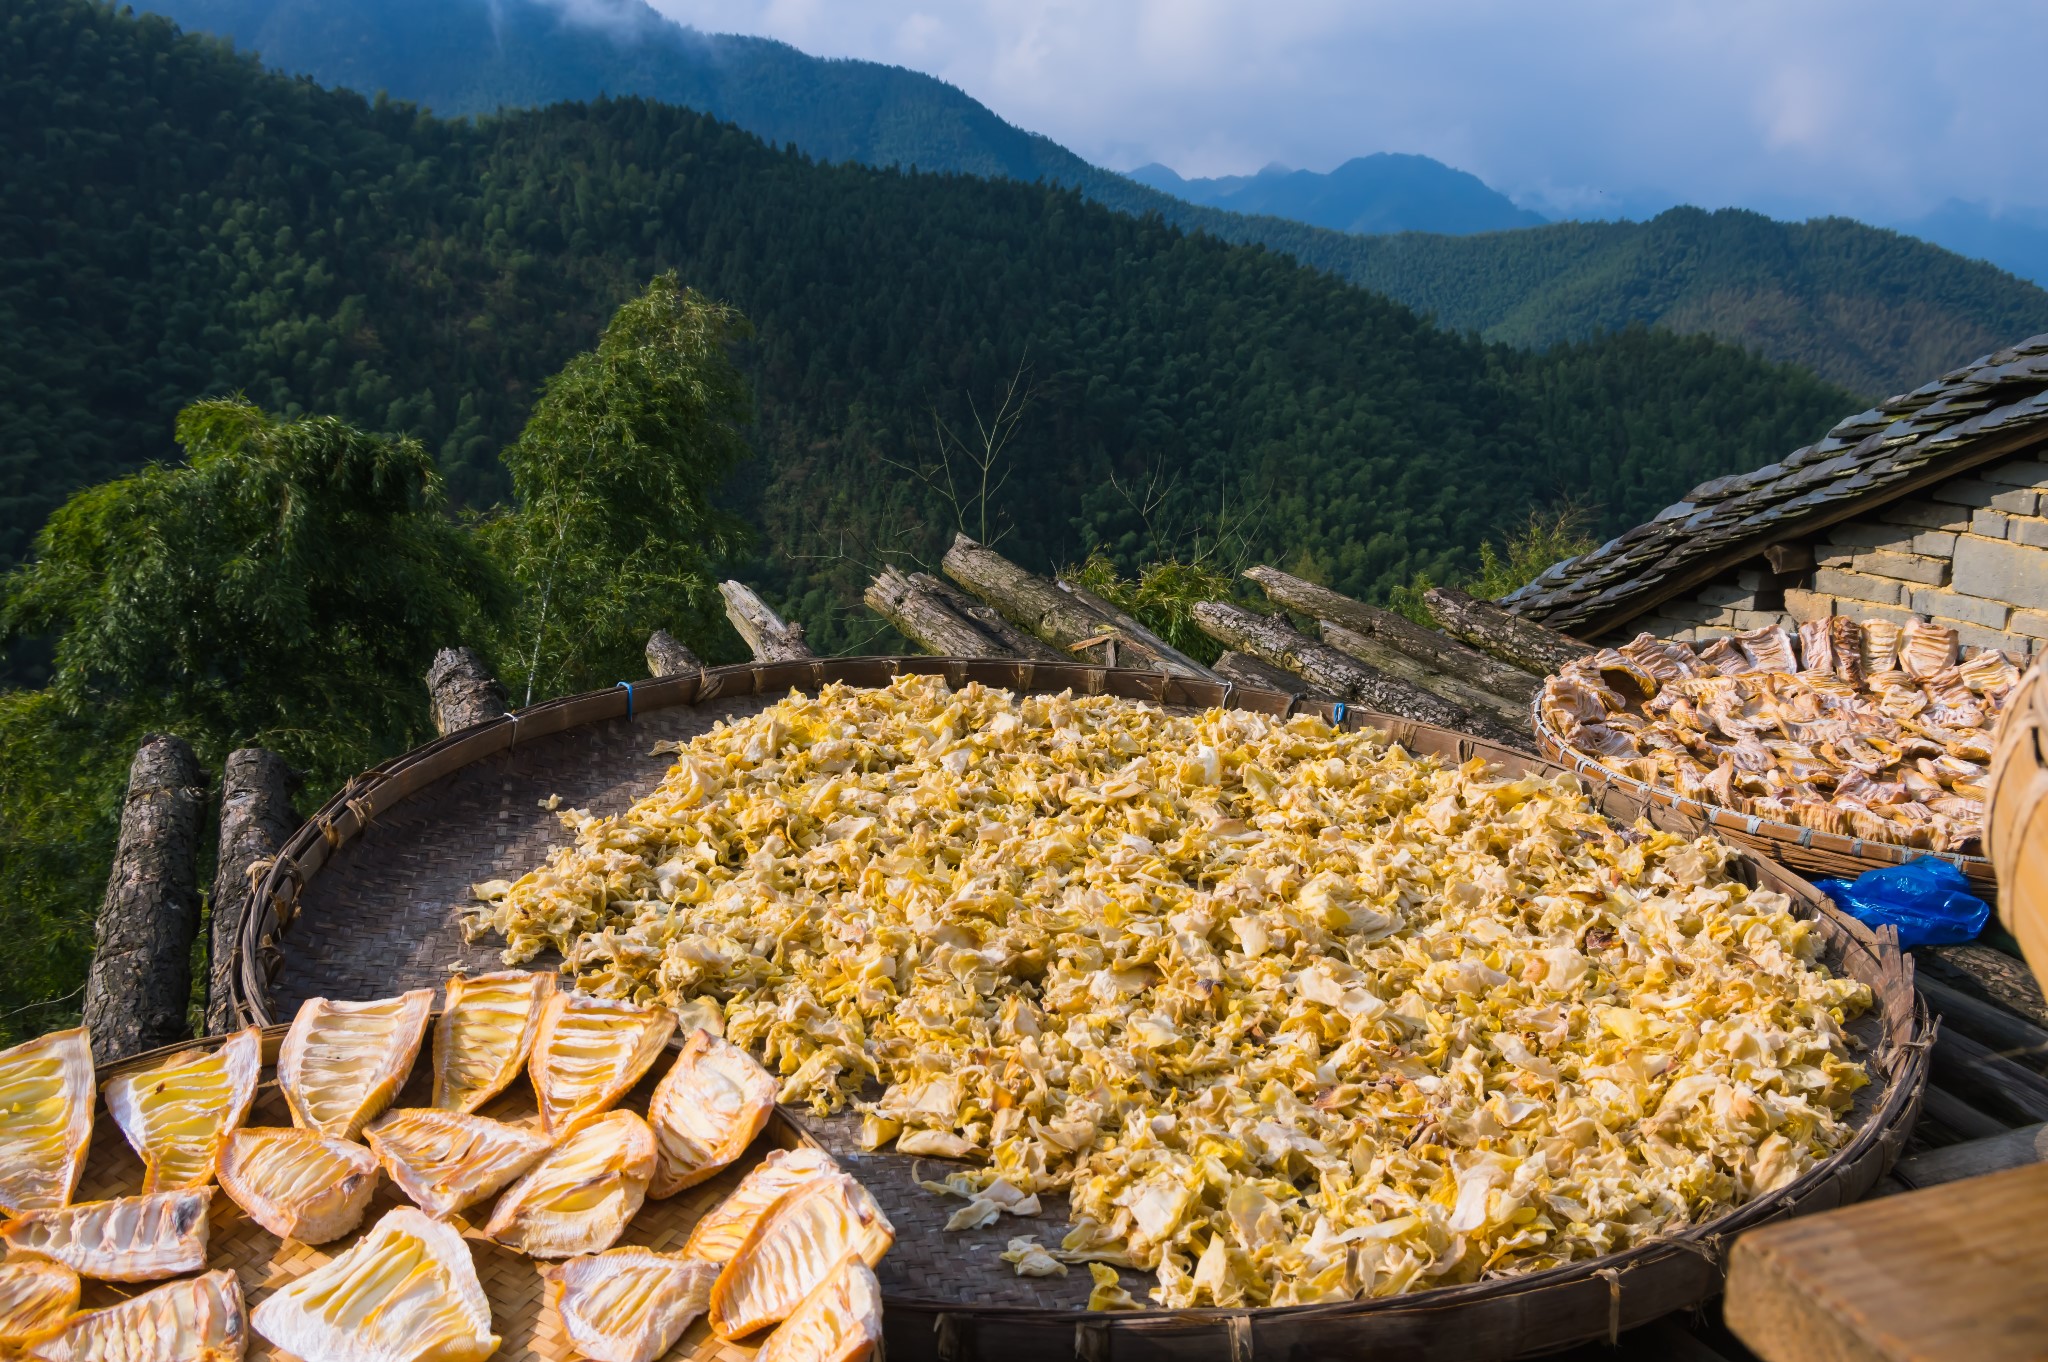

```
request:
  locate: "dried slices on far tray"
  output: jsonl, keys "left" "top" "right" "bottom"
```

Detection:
{"left": 0, "top": 1028, "right": 93, "bottom": 1215}
{"left": 276, "top": 990, "right": 434, "bottom": 1141}
{"left": 102, "top": 1026, "right": 260, "bottom": 1193}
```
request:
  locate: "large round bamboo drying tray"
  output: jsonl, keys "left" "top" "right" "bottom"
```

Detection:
{"left": 1532, "top": 692, "right": 1999, "bottom": 898}
{"left": 230, "top": 657, "right": 1927, "bottom": 1362}
{"left": 1987, "top": 655, "right": 2048, "bottom": 993}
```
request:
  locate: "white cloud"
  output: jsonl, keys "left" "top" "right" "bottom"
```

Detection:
{"left": 644, "top": 0, "right": 2048, "bottom": 220}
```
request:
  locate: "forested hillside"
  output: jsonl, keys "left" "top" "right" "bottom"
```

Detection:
{"left": 141, "top": 0, "right": 2048, "bottom": 397}
{"left": 3, "top": 0, "right": 1859, "bottom": 655}
{"left": 1128, "top": 155, "right": 1546, "bottom": 236}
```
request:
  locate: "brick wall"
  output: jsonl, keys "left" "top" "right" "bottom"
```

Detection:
{"left": 1607, "top": 453, "right": 2048, "bottom": 658}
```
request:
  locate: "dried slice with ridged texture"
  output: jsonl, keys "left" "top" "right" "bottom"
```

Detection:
{"left": 22, "top": 1268, "right": 244, "bottom": 1362}
{"left": 540, "top": 1248, "right": 717, "bottom": 1362}
{"left": 0, "top": 1027, "right": 93, "bottom": 1215}
{"left": 647, "top": 1029, "right": 776, "bottom": 1199}
{"left": 708, "top": 1174, "right": 894, "bottom": 1339}
{"left": 682, "top": 1148, "right": 840, "bottom": 1264}
{"left": 529, "top": 993, "right": 674, "bottom": 1138}
{"left": 217, "top": 1127, "right": 379, "bottom": 1244}
{"left": 250, "top": 1206, "right": 496, "bottom": 1362}
{"left": 277, "top": 990, "right": 434, "bottom": 1141}
{"left": 482, "top": 1110, "right": 654, "bottom": 1259}
{"left": 756, "top": 1257, "right": 883, "bottom": 1362}
{"left": 433, "top": 970, "right": 554, "bottom": 1113}
{"left": 0, "top": 1260, "right": 79, "bottom": 1347}
{"left": 364, "top": 1108, "right": 551, "bottom": 1220}
{"left": 1, "top": 1191, "right": 210, "bottom": 1283}
{"left": 102, "top": 1026, "right": 261, "bottom": 1193}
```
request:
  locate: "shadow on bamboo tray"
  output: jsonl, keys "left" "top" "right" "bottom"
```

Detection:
{"left": 230, "top": 658, "right": 1929, "bottom": 1362}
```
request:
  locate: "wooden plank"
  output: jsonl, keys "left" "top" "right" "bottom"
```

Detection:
{"left": 1918, "top": 943, "right": 2048, "bottom": 1031}
{"left": 1893, "top": 1123, "right": 2048, "bottom": 1189}
{"left": 1918, "top": 976, "right": 2048, "bottom": 1072}
{"left": 1918, "top": 1083, "right": 2013, "bottom": 1143}
{"left": 1725, "top": 1160, "right": 2048, "bottom": 1362}
{"left": 1931, "top": 1026, "right": 2048, "bottom": 1125}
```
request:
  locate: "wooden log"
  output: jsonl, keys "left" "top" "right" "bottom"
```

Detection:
{"left": 908, "top": 573, "right": 1065, "bottom": 662}
{"left": 1244, "top": 566, "right": 1539, "bottom": 702}
{"left": 425, "top": 646, "right": 507, "bottom": 736}
{"left": 203, "top": 748, "right": 296, "bottom": 1036}
{"left": 1054, "top": 579, "right": 1223, "bottom": 681}
{"left": 1320, "top": 621, "right": 1530, "bottom": 729}
{"left": 1918, "top": 975, "right": 2048, "bottom": 1072}
{"left": 1917, "top": 943, "right": 2048, "bottom": 1030}
{"left": 1725, "top": 1161, "right": 2048, "bottom": 1362}
{"left": 1213, "top": 650, "right": 1336, "bottom": 699}
{"left": 940, "top": 534, "right": 1206, "bottom": 674}
{"left": 1931, "top": 1025, "right": 2048, "bottom": 1125}
{"left": 81, "top": 735, "right": 208, "bottom": 1064}
{"left": 1892, "top": 1122, "right": 2048, "bottom": 1189}
{"left": 645, "top": 629, "right": 705, "bottom": 677}
{"left": 1424, "top": 585, "right": 1591, "bottom": 676}
{"left": 1191, "top": 602, "right": 1534, "bottom": 751}
{"left": 865, "top": 565, "right": 1010, "bottom": 656}
{"left": 719, "top": 580, "right": 813, "bottom": 662}
{"left": 1920, "top": 1083, "right": 2014, "bottom": 1143}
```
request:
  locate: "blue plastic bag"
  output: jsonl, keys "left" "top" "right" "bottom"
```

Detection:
{"left": 1816, "top": 856, "right": 1989, "bottom": 949}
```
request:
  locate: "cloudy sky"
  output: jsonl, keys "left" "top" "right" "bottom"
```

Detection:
{"left": 645, "top": 0, "right": 2046, "bottom": 225}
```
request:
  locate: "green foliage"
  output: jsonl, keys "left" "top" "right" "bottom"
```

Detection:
{"left": 1389, "top": 506, "right": 1597, "bottom": 625}
{"left": 1069, "top": 554, "right": 1237, "bottom": 665}
{"left": 485, "top": 275, "right": 753, "bottom": 702}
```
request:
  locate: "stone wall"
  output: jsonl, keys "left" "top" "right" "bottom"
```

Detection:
{"left": 1608, "top": 451, "right": 2048, "bottom": 658}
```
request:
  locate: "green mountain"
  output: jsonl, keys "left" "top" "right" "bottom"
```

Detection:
{"left": 1128, "top": 156, "right": 1547, "bottom": 236}
{"left": 4, "top": 0, "right": 1859, "bottom": 655}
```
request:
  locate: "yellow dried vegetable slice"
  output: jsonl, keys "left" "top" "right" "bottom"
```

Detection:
{"left": 528, "top": 993, "right": 674, "bottom": 1138}
{"left": 433, "top": 969, "right": 554, "bottom": 1113}
{"left": 756, "top": 1257, "right": 883, "bottom": 1362}
{"left": 647, "top": 1029, "right": 776, "bottom": 1198}
{"left": 540, "top": 1248, "right": 718, "bottom": 1362}
{"left": 364, "top": 1107, "right": 551, "bottom": 1220}
{"left": 250, "top": 1206, "right": 497, "bottom": 1362}
{"left": 681, "top": 1147, "right": 840, "bottom": 1264}
{"left": 102, "top": 1026, "right": 261, "bottom": 1193}
{"left": 22, "top": 1268, "right": 244, "bottom": 1362}
{"left": 0, "top": 1260, "right": 79, "bottom": 1348}
{"left": 277, "top": 990, "right": 434, "bottom": 1141}
{"left": 217, "top": 1127, "right": 380, "bottom": 1244}
{"left": 708, "top": 1174, "right": 894, "bottom": 1339}
{"left": 1, "top": 1190, "right": 210, "bottom": 1283}
{"left": 482, "top": 1109, "right": 655, "bottom": 1259}
{"left": 0, "top": 1027, "right": 93, "bottom": 1215}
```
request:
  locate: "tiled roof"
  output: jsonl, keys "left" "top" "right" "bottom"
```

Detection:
{"left": 1504, "top": 332, "right": 2048, "bottom": 633}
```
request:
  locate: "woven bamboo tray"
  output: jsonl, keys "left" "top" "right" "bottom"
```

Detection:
{"left": 1531, "top": 692, "right": 1999, "bottom": 897}
{"left": 1987, "top": 656, "right": 2048, "bottom": 992}
{"left": 229, "top": 658, "right": 1928, "bottom": 1362}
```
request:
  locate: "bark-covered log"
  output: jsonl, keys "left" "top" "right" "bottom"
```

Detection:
{"left": 645, "top": 629, "right": 706, "bottom": 677}
{"left": 866, "top": 566, "right": 1012, "bottom": 656}
{"left": 82, "top": 735, "right": 208, "bottom": 1063}
{"left": 1933, "top": 1027, "right": 2048, "bottom": 1126}
{"left": 1055, "top": 580, "right": 1223, "bottom": 681}
{"left": 1320, "top": 621, "right": 1530, "bottom": 730}
{"left": 426, "top": 646, "right": 508, "bottom": 736}
{"left": 942, "top": 534, "right": 1116, "bottom": 661}
{"left": 204, "top": 748, "right": 297, "bottom": 1035}
{"left": 1245, "top": 565, "right": 1538, "bottom": 701}
{"left": 909, "top": 573, "right": 1066, "bottom": 662}
{"left": 1193, "top": 602, "right": 1533, "bottom": 751}
{"left": 719, "top": 580, "right": 814, "bottom": 661}
{"left": 1214, "top": 650, "right": 1337, "bottom": 699}
{"left": 1424, "top": 586, "right": 1591, "bottom": 676}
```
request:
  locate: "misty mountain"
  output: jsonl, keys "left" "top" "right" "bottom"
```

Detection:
{"left": 1893, "top": 202, "right": 2048, "bottom": 290}
{"left": 1128, "top": 155, "right": 1546, "bottom": 236}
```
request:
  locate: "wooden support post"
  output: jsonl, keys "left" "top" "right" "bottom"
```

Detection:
{"left": 426, "top": 646, "right": 507, "bottom": 736}
{"left": 1892, "top": 1122, "right": 2048, "bottom": 1189}
{"left": 1424, "top": 586, "right": 1591, "bottom": 675}
{"left": 1213, "top": 650, "right": 1336, "bottom": 699}
{"left": 1319, "top": 621, "right": 1531, "bottom": 729}
{"left": 82, "top": 735, "right": 208, "bottom": 1064}
{"left": 718, "top": 580, "right": 814, "bottom": 661}
{"left": 204, "top": 748, "right": 296, "bottom": 1036}
{"left": 645, "top": 629, "right": 706, "bottom": 678}
{"left": 1191, "top": 601, "right": 1533, "bottom": 751}
{"left": 866, "top": 565, "right": 1013, "bottom": 656}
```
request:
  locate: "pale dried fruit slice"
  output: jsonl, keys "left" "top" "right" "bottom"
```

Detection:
{"left": 277, "top": 989, "right": 434, "bottom": 1141}
{"left": 1, "top": 1190, "right": 210, "bottom": 1283}
{"left": 22, "top": 1268, "right": 244, "bottom": 1362}
{"left": 0, "top": 1260, "right": 79, "bottom": 1347}
{"left": 647, "top": 1029, "right": 776, "bottom": 1199}
{"left": 540, "top": 1248, "right": 718, "bottom": 1362}
{"left": 756, "top": 1257, "right": 884, "bottom": 1362}
{"left": 433, "top": 969, "right": 555, "bottom": 1113}
{"left": 217, "top": 1127, "right": 379, "bottom": 1244}
{"left": 529, "top": 993, "right": 674, "bottom": 1138}
{"left": 102, "top": 1026, "right": 262, "bottom": 1193}
{"left": 251, "top": 1206, "right": 497, "bottom": 1362}
{"left": 708, "top": 1174, "right": 895, "bottom": 1339}
{"left": 482, "top": 1109, "right": 654, "bottom": 1259}
{"left": 0, "top": 1027, "right": 93, "bottom": 1215}
{"left": 682, "top": 1147, "right": 840, "bottom": 1264}
{"left": 364, "top": 1107, "right": 551, "bottom": 1220}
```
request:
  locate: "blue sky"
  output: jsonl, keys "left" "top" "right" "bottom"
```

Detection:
{"left": 646, "top": 0, "right": 2048, "bottom": 226}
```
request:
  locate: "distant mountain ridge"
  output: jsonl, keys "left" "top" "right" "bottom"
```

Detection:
{"left": 1128, "top": 155, "right": 1546, "bottom": 236}
{"left": 140, "top": 0, "right": 2048, "bottom": 396}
